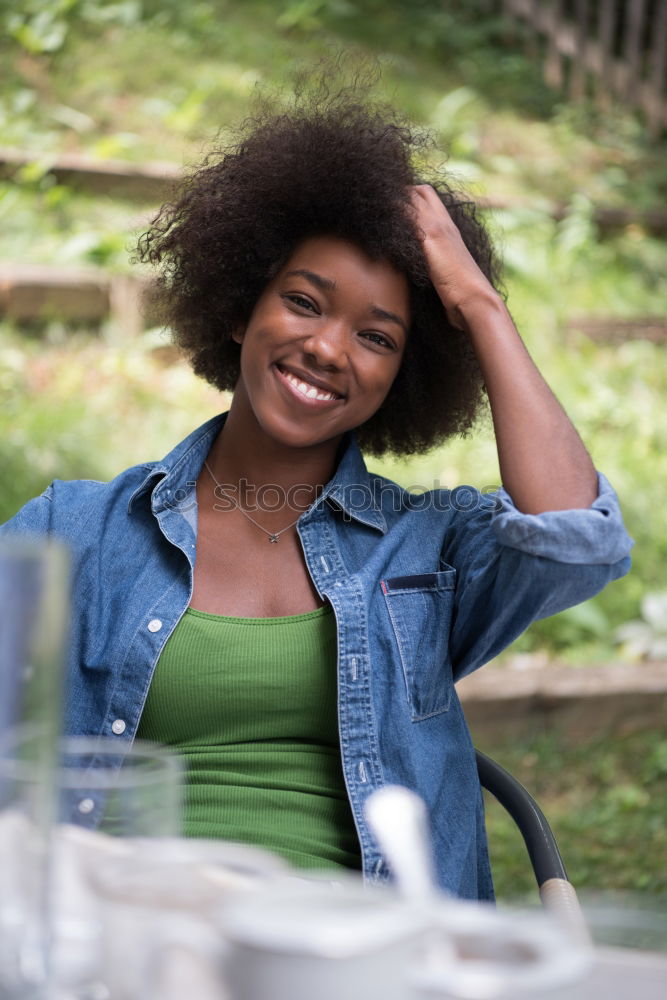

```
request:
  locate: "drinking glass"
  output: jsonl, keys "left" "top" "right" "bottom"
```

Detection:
{"left": 90, "top": 838, "right": 287, "bottom": 1000}
{"left": 0, "top": 538, "right": 69, "bottom": 744}
{"left": 50, "top": 736, "right": 184, "bottom": 994}
{"left": 54, "top": 736, "right": 183, "bottom": 837}
{"left": 0, "top": 731, "right": 184, "bottom": 997}
{"left": 577, "top": 891, "right": 667, "bottom": 953}
{"left": 0, "top": 538, "right": 69, "bottom": 999}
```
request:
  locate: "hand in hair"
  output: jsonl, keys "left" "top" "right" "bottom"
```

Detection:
{"left": 409, "top": 184, "right": 501, "bottom": 335}
{"left": 410, "top": 185, "right": 597, "bottom": 513}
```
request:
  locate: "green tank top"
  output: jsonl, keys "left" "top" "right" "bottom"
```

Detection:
{"left": 136, "top": 604, "right": 361, "bottom": 871}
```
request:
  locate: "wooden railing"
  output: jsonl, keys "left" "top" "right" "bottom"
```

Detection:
{"left": 492, "top": 0, "right": 667, "bottom": 137}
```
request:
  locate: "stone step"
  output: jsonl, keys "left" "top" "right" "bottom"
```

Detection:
{"left": 0, "top": 147, "right": 180, "bottom": 202}
{"left": 2, "top": 147, "right": 667, "bottom": 232}
{"left": 0, "top": 264, "right": 152, "bottom": 336}
{"left": 458, "top": 660, "right": 667, "bottom": 741}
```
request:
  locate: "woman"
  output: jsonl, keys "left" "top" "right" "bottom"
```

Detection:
{"left": 1, "top": 92, "right": 632, "bottom": 899}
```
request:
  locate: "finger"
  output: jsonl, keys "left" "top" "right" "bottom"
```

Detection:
{"left": 412, "top": 183, "right": 435, "bottom": 197}
{"left": 411, "top": 185, "right": 456, "bottom": 223}
{"left": 409, "top": 184, "right": 436, "bottom": 213}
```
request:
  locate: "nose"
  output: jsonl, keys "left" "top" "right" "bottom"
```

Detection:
{"left": 302, "top": 321, "right": 349, "bottom": 371}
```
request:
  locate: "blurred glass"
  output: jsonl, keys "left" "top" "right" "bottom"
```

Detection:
{"left": 0, "top": 539, "right": 69, "bottom": 999}
{"left": 54, "top": 736, "right": 183, "bottom": 838}
{"left": 578, "top": 891, "right": 667, "bottom": 954}
{"left": 0, "top": 731, "right": 184, "bottom": 997}
{"left": 90, "top": 838, "right": 286, "bottom": 1000}
{"left": 0, "top": 538, "right": 69, "bottom": 746}
{"left": 0, "top": 728, "right": 54, "bottom": 998}
{"left": 48, "top": 736, "right": 184, "bottom": 995}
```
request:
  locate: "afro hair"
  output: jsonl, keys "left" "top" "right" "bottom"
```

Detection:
{"left": 137, "top": 84, "right": 502, "bottom": 455}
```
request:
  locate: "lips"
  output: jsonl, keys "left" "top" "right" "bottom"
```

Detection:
{"left": 275, "top": 364, "right": 344, "bottom": 403}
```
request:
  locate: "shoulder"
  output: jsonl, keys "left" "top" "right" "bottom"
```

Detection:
{"left": 366, "top": 469, "right": 500, "bottom": 523}
{"left": 53, "top": 462, "right": 159, "bottom": 512}
{"left": 0, "top": 462, "right": 160, "bottom": 541}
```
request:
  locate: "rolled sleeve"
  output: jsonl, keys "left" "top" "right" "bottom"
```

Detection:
{"left": 491, "top": 472, "right": 633, "bottom": 565}
{"left": 445, "top": 472, "right": 632, "bottom": 681}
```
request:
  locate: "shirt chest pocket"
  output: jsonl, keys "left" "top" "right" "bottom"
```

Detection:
{"left": 381, "top": 567, "right": 456, "bottom": 722}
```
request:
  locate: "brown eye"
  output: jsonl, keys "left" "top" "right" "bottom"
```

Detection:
{"left": 361, "top": 331, "right": 394, "bottom": 349}
{"left": 283, "top": 293, "right": 317, "bottom": 312}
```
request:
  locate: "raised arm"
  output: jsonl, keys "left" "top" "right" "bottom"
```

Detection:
{"left": 410, "top": 184, "right": 597, "bottom": 514}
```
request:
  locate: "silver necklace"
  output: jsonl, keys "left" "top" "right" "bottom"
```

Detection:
{"left": 203, "top": 461, "right": 302, "bottom": 543}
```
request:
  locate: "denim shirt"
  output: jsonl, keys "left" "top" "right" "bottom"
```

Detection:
{"left": 1, "top": 413, "right": 632, "bottom": 899}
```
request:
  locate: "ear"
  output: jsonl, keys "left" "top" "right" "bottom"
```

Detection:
{"left": 231, "top": 326, "right": 245, "bottom": 345}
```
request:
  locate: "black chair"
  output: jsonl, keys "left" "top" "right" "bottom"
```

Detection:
{"left": 475, "top": 749, "right": 588, "bottom": 935}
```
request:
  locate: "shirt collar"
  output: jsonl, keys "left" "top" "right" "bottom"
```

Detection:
{"left": 127, "top": 413, "right": 226, "bottom": 513}
{"left": 315, "top": 434, "right": 387, "bottom": 534}
{"left": 127, "top": 412, "right": 386, "bottom": 533}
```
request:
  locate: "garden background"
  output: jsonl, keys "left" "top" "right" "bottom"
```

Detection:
{"left": 1, "top": 0, "right": 666, "bottom": 900}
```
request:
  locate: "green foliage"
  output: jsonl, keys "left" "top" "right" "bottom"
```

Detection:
{"left": 4, "top": 0, "right": 142, "bottom": 55}
{"left": 0, "top": 333, "right": 105, "bottom": 518}
{"left": 0, "top": 326, "right": 224, "bottom": 524}
{"left": 276, "top": 0, "right": 357, "bottom": 32}
{"left": 482, "top": 728, "right": 667, "bottom": 900}
{"left": 0, "top": 179, "right": 139, "bottom": 270}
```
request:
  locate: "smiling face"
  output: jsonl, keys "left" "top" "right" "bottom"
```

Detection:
{"left": 229, "top": 235, "right": 410, "bottom": 453}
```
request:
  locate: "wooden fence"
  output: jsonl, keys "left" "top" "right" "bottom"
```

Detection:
{"left": 490, "top": 0, "right": 667, "bottom": 137}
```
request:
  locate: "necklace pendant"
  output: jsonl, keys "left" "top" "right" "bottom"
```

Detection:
{"left": 269, "top": 534, "right": 279, "bottom": 543}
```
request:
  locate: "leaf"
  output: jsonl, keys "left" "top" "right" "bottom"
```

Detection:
{"left": 9, "top": 11, "right": 68, "bottom": 54}
{"left": 430, "top": 86, "right": 482, "bottom": 137}
{"left": 640, "top": 592, "right": 667, "bottom": 633}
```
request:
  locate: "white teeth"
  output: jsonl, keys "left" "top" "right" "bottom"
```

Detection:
{"left": 282, "top": 369, "right": 337, "bottom": 401}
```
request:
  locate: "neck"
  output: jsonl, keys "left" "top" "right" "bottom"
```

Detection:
{"left": 206, "top": 405, "right": 344, "bottom": 504}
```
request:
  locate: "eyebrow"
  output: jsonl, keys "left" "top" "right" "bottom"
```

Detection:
{"left": 369, "top": 305, "right": 408, "bottom": 334}
{"left": 285, "top": 269, "right": 408, "bottom": 334}
{"left": 285, "top": 268, "right": 337, "bottom": 292}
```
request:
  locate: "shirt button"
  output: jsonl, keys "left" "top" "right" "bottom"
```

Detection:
{"left": 147, "top": 619, "right": 162, "bottom": 633}
{"left": 78, "top": 797, "right": 95, "bottom": 815}
{"left": 111, "top": 719, "right": 126, "bottom": 735}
